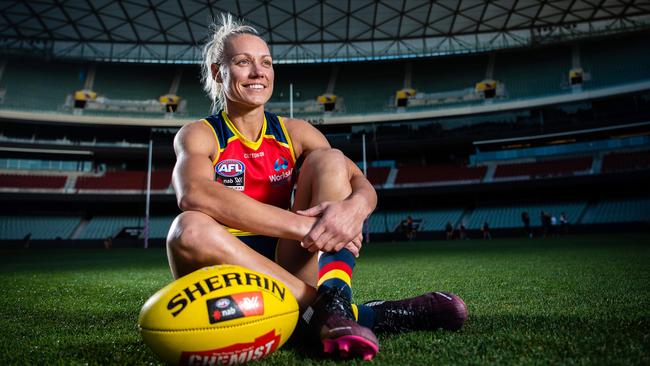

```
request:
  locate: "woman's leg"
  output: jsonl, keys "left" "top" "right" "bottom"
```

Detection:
{"left": 275, "top": 148, "right": 379, "bottom": 360}
{"left": 276, "top": 148, "right": 353, "bottom": 285}
{"left": 166, "top": 210, "right": 316, "bottom": 310}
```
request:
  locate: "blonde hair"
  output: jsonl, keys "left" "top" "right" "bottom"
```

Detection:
{"left": 201, "top": 13, "right": 259, "bottom": 113}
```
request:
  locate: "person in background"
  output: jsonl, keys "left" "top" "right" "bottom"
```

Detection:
{"left": 458, "top": 222, "right": 468, "bottom": 240}
{"left": 405, "top": 215, "right": 415, "bottom": 241}
{"left": 560, "top": 212, "right": 568, "bottom": 235}
{"left": 550, "top": 214, "right": 558, "bottom": 237}
{"left": 445, "top": 221, "right": 454, "bottom": 240}
{"left": 522, "top": 211, "right": 532, "bottom": 238}
{"left": 482, "top": 221, "right": 491, "bottom": 240}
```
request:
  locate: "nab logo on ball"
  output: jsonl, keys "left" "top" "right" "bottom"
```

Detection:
{"left": 207, "top": 291, "right": 264, "bottom": 324}
{"left": 216, "top": 159, "right": 245, "bottom": 191}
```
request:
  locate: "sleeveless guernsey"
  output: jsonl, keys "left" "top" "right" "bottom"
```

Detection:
{"left": 202, "top": 110, "right": 297, "bottom": 238}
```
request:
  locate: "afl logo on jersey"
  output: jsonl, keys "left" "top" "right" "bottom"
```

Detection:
{"left": 216, "top": 159, "right": 245, "bottom": 177}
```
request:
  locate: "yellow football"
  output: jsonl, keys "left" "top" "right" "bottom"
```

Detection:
{"left": 138, "top": 264, "right": 299, "bottom": 365}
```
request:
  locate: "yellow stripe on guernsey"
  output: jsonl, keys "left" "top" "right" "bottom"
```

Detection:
{"left": 317, "top": 269, "right": 352, "bottom": 287}
{"left": 221, "top": 111, "right": 296, "bottom": 164}
{"left": 221, "top": 111, "right": 267, "bottom": 151}
{"left": 278, "top": 117, "right": 297, "bottom": 163}
{"left": 226, "top": 227, "right": 256, "bottom": 236}
{"left": 201, "top": 119, "right": 221, "bottom": 166}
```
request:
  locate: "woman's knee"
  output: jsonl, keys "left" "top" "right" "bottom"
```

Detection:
{"left": 303, "top": 148, "right": 346, "bottom": 169}
{"left": 300, "top": 148, "right": 348, "bottom": 181}
{"left": 167, "top": 211, "right": 235, "bottom": 278}
{"left": 168, "top": 211, "right": 204, "bottom": 249}
{"left": 167, "top": 211, "right": 227, "bottom": 256}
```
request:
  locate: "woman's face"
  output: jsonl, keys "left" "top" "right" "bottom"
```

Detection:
{"left": 218, "top": 33, "right": 274, "bottom": 109}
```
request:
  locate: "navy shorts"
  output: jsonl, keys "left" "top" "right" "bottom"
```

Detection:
{"left": 237, "top": 235, "right": 278, "bottom": 261}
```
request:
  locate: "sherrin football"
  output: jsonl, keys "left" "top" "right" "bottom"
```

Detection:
{"left": 139, "top": 264, "right": 299, "bottom": 365}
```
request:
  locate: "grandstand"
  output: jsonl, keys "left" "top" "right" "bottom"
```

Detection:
{"left": 1, "top": 33, "right": 649, "bottom": 121}
{"left": 0, "top": 215, "right": 80, "bottom": 240}
{"left": 0, "top": 2, "right": 649, "bottom": 247}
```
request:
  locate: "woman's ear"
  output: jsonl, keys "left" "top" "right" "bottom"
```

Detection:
{"left": 211, "top": 64, "right": 222, "bottom": 83}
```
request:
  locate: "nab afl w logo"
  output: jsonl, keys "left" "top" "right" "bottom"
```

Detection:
{"left": 216, "top": 159, "right": 245, "bottom": 191}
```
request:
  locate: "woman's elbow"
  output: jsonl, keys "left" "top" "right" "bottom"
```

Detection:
{"left": 176, "top": 184, "right": 203, "bottom": 212}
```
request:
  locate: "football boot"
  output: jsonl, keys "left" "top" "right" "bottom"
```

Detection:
{"left": 364, "top": 292, "right": 467, "bottom": 333}
{"left": 303, "top": 287, "right": 379, "bottom": 361}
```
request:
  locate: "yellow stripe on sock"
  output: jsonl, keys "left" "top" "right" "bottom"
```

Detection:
{"left": 316, "top": 269, "right": 351, "bottom": 287}
{"left": 351, "top": 303, "right": 359, "bottom": 321}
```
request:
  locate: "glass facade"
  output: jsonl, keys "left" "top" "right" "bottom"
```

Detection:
{"left": 0, "top": 158, "right": 92, "bottom": 171}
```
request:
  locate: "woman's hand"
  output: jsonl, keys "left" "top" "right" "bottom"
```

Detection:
{"left": 297, "top": 198, "right": 368, "bottom": 256}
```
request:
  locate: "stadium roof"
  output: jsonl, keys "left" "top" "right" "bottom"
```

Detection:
{"left": 1, "top": 0, "right": 650, "bottom": 63}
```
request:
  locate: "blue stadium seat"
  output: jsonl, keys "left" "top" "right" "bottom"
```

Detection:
{"left": 368, "top": 208, "right": 465, "bottom": 233}
{"left": 78, "top": 216, "right": 143, "bottom": 239}
{"left": 465, "top": 202, "right": 587, "bottom": 229}
{"left": 0, "top": 215, "right": 81, "bottom": 240}
{"left": 581, "top": 198, "right": 650, "bottom": 224}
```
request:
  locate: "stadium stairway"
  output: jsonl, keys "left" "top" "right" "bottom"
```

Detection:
{"left": 458, "top": 206, "right": 474, "bottom": 228}
{"left": 483, "top": 163, "right": 497, "bottom": 182}
{"left": 70, "top": 218, "right": 90, "bottom": 240}
{"left": 384, "top": 167, "right": 398, "bottom": 188}
{"left": 591, "top": 153, "right": 603, "bottom": 174}
{"left": 576, "top": 198, "right": 597, "bottom": 225}
{"left": 64, "top": 175, "right": 77, "bottom": 191}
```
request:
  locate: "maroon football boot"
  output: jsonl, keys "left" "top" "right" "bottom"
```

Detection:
{"left": 303, "top": 287, "right": 379, "bottom": 361}
{"left": 364, "top": 292, "right": 467, "bottom": 333}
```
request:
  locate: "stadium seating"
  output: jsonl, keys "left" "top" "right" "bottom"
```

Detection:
{"left": 494, "top": 157, "right": 592, "bottom": 179}
{"left": 601, "top": 150, "right": 650, "bottom": 173}
{"left": 0, "top": 173, "right": 67, "bottom": 189}
{"left": 0, "top": 59, "right": 83, "bottom": 112}
{"left": 93, "top": 63, "right": 175, "bottom": 102}
{"left": 581, "top": 34, "right": 650, "bottom": 89}
{"left": 0, "top": 215, "right": 80, "bottom": 240}
{"left": 75, "top": 170, "right": 171, "bottom": 190}
{"left": 581, "top": 198, "right": 650, "bottom": 224}
{"left": 335, "top": 61, "right": 404, "bottom": 114}
{"left": 1, "top": 34, "right": 648, "bottom": 116}
{"left": 75, "top": 215, "right": 178, "bottom": 240}
{"left": 144, "top": 216, "right": 176, "bottom": 239}
{"left": 493, "top": 47, "right": 570, "bottom": 99}
{"left": 465, "top": 202, "right": 587, "bottom": 229}
{"left": 77, "top": 216, "right": 143, "bottom": 239}
{"left": 394, "top": 164, "right": 486, "bottom": 184}
{"left": 175, "top": 66, "right": 211, "bottom": 118}
{"left": 368, "top": 208, "right": 465, "bottom": 233}
{"left": 411, "top": 54, "right": 487, "bottom": 95}
{"left": 272, "top": 63, "right": 331, "bottom": 104}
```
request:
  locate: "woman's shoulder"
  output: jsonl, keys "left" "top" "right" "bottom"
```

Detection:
{"left": 174, "top": 119, "right": 218, "bottom": 153}
{"left": 278, "top": 116, "right": 330, "bottom": 156}
{"left": 280, "top": 116, "right": 311, "bottom": 132}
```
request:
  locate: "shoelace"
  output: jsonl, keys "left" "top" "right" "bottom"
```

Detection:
{"left": 315, "top": 287, "right": 355, "bottom": 320}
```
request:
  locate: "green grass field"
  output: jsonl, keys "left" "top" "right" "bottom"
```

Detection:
{"left": 1, "top": 233, "right": 649, "bottom": 365}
